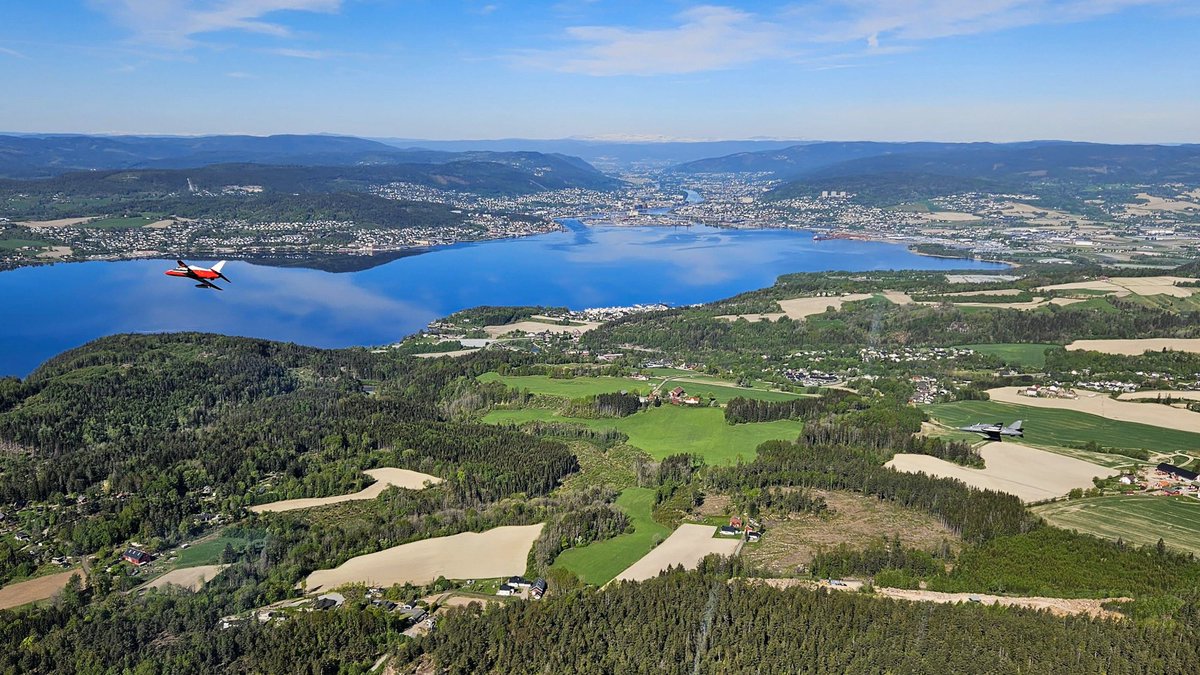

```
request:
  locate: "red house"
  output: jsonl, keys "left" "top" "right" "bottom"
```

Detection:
{"left": 122, "top": 548, "right": 154, "bottom": 566}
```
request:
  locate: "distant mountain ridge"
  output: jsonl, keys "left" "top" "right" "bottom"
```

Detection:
{"left": 673, "top": 140, "right": 1200, "bottom": 206}
{"left": 0, "top": 134, "right": 622, "bottom": 193}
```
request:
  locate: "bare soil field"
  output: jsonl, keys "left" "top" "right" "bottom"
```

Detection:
{"left": 1125, "top": 193, "right": 1200, "bottom": 215}
{"left": 718, "top": 294, "right": 874, "bottom": 322}
{"left": 1118, "top": 390, "right": 1200, "bottom": 402}
{"left": 1067, "top": 338, "right": 1200, "bottom": 356}
{"left": 16, "top": 217, "right": 94, "bottom": 228}
{"left": 946, "top": 297, "right": 1083, "bottom": 310}
{"left": 146, "top": 564, "right": 227, "bottom": 592}
{"left": 483, "top": 320, "right": 601, "bottom": 338}
{"left": 250, "top": 468, "right": 442, "bottom": 513}
{"left": 304, "top": 524, "right": 544, "bottom": 591}
{"left": 940, "top": 288, "right": 1023, "bottom": 297}
{"left": 1039, "top": 276, "right": 1199, "bottom": 298}
{"left": 988, "top": 386, "right": 1200, "bottom": 432}
{"left": 142, "top": 219, "right": 176, "bottom": 229}
{"left": 36, "top": 246, "right": 73, "bottom": 259}
{"left": 742, "top": 490, "right": 958, "bottom": 575}
{"left": 887, "top": 442, "right": 1113, "bottom": 502}
{"left": 0, "top": 570, "right": 80, "bottom": 609}
{"left": 612, "top": 524, "right": 741, "bottom": 583}
{"left": 880, "top": 290, "right": 914, "bottom": 305}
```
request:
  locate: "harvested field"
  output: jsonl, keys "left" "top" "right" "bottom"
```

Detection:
{"left": 742, "top": 490, "right": 959, "bottom": 575}
{"left": 250, "top": 468, "right": 442, "bottom": 513}
{"left": 988, "top": 386, "right": 1200, "bottom": 433}
{"left": 16, "top": 217, "right": 94, "bottom": 228}
{"left": 881, "top": 290, "right": 914, "bottom": 305}
{"left": 142, "top": 219, "right": 175, "bottom": 229}
{"left": 1039, "top": 276, "right": 1199, "bottom": 298}
{"left": 1125, "top": 193, "right": 1200, "bottom": 215}
{"left": 886, "top": 442, "right": 1113, "bottom": 502}
{"left": 146, "top": 564, "right": 227, "bottom": 592}
{"left": 304, "top": 524, "right": 543, "bottom": 591}
{"left": 0, "top": 570, "right": 80, "bottom": 609}
{"left": 941, "top": 288, "right": 1023, "bottom": 297}
{"left": 1067, "top": 338, "right": 1200, "bottom": 356}
{"left": 717, "top": 294, "right": 873, "bottom": 322}
{"left": 1118, "top": 390, "right": 1200, "bottom": 402}
{"left": 612, "top": 524, "right": 741, "bottom": 583}
{"left": 945, "top": 297, "right": 1082, "bottom": 310}
{"left": 36, "top": 246, "right": 73, "bottom": 259}
{"left": 1034, "top": 495, "right": 1200, "bottom": 555}
{"left": 483, "top": 320, "right": 601, "bottom": 337}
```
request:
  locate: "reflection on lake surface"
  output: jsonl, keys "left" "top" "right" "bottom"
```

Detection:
{"left": 0, "top": 223, "right": 1004, "bottom": 376}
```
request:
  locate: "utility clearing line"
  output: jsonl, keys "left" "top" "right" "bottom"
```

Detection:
{"left": 692, "top": 581, "right": 722, "bottom": 675}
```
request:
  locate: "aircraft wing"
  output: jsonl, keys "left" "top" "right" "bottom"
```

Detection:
{"left": 194, "top": 278, "right": 223, "bottom": 290}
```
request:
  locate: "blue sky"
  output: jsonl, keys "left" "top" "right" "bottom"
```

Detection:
{"left": 2, "top": 1, "right": 1198, "bottom": 141}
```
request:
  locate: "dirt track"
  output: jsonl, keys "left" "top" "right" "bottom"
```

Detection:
{"left": 745, "top": 578, "right": 1127, "bottom": 619}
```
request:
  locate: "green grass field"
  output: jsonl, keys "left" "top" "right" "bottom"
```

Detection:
{"left": 551, "top": 488, "right": 670, "bottom": 585}
{"left": 0, "top": 238, "right": 51, "bottom": 251}
{"left": 175, "top": 535, "right": 249, "bottom": 568}
{"left": 484, "top": 405, "right": 803, "bottom": 465}
{"left": 926, "top": 400, "right": 1200, "bottom": 455}
{"left": 958, "top": 343, "right": 1061, "bottom": 369}
{"left": 478, "top": 371, "right": 804, "bottom": 403}
{"left": 1034, "top": 496, "right": 1200, "bottom": 555}
{"left": 85, "top": 215, "right": 157, "bottom": 229}
{"left": 477, "top": 373, "right": 653, "bottom": 398}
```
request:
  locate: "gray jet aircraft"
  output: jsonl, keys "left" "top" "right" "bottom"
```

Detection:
{"left": 959, "top": 420, "right": 1023, "bottom": 441}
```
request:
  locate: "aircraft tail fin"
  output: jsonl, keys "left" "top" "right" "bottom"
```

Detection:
{"left": 1006, "top": 420, "right": 1023, "bottom": 432}
{"left": 212, "top": 260, "right": 227, "bottom": 273}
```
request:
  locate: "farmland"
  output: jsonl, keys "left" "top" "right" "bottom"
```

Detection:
{"left": 476, "top": 373, "right": 654, "bottom": 398}
{"left": 887, "top": 442, "right": 1114, "bottom": 503}
{"left": 304, "top": 524, "right": 544, "bottom": 592}
{"left": 483, "top": 405, "right": 804, "bottom": 464}
{"left": 1034, "top": 496, "right": 1200, "bottom": 555}
{"left": 478, "top": 371, "right": 805, "bottom": 403}
{"left": 551, "top": 488, "right": 670, "bottom": 586}
{"left": 925, "top": 399, "right": 1200, "bottom": 455}
{"left": 958, "top": 343, "right": 1060, "bottom": 369}
{"left": 612, "top": 524, "right": 741, "bottom": 582}
{"left": 249, "top": 468, "right": 442, "bottom": 513}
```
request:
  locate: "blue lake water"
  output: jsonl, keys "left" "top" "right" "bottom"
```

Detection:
{"left": 0, "top": 222, "right": 1004, "bottom": 376}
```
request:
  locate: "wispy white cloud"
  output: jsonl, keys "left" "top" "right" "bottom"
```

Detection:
{"left": 88, "top": 0, "right": 342, "bottom": 48}
{"left": 263, "top": 47, "right": 328, "bottom": 58}
{"left": 226, "top": 70, "right": 256, "bottom": 77}
{"left": 523, "top": 5, "right": 791, "bottom": 76}
{"left": 526, "top": 0, "right": 1180, "bottom": 76}
{"left": 0, "top": 46, "right": 29, "bottom": 59}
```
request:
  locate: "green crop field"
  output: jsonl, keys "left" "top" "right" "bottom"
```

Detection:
{"left": 477, "top": 373, "right": 653, "bottom": 398}
{"left": 85, "top": 216, "right": 157, "bottom": 229}
{"left": 0, "top": 238, "right": 51, "bottom": 251}
{"left": 551, "top": 487, "right": 670, "bottom": 585}
{"left": 1034, "top": 496, "right": 1200, "bottom": 555}
{"left": 959, "top": 343, "right": 1061, "bottom": 369}
{"left": 926, "top": 400, "right": 1200, "bottom": 455}
{"left": 483, "top": 405, "right": 803, "bottom": 465}
{"left": 478, "top": 371, "right": 804, "bottom": 403}
{"left": 175, "top": 535, "right": 250, "bottom": 568}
